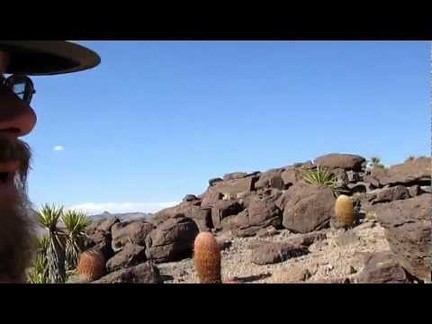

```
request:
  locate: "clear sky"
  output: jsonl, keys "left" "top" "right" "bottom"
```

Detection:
{"left": 23, "top": 41, "right": 430, "bottom": 214}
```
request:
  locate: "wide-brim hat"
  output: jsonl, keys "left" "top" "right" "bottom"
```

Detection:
{"left": 0, "top": 41, "right": 101, "bottom": 76}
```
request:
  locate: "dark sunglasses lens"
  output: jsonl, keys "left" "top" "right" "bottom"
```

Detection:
{"left": 12, "top": 82, "right": 26, "bottom": 100}
{"left": 6, "top": 75, "right": 34, "bottom": 104}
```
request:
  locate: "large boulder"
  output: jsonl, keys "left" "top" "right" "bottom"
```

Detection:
{"left": 255, "top": 168, "right": 286, "bottom": 191}
{"left": 182, "top": 194, "right": 199, "bottom": 203}
{"left": 211, "top": 200, "right": 243, "bottom": 230}
{"left": 200, "top": 189, "right": 224, "bottom": 209}
{"left": 111, "top": 220, "right": 155, "bottom": 252}
{"left": 105, "top": 244, "right": 147, "bottom": 273}
{"left": 370, "top": 185, "right": 410, "bottom": 204}
{"left": 210, "top": 174, "right": 259, "bottom": 199}
{"left": 281, "top": 167, "right": 304, "bottom": 187}
{"left": 223, "top": 172, "right": 249, "bottom": 181}
{"left": 313, "top": 153, "right": 366, "bottom": 171}
{"left": 86, "top": 216, "right": 120, "bottom": 234}
{"left": 145, "top": 216, "right": 199, "bottom": 263}
{"left": 208, "top": 177, "right": 223, "bottom": 186}
{"left": 150, "top": 203, "right": 212, "bottom": 231}
{"left": 374, "top": 194, "right": 431, "bottom": 282}
{"left": 223, "top": 195, "right": 282, "bottom": 237}
{"left": 93, "top": 262, "right": 162, "bottom": 283}
{"left": 356, "top": 251, "right": 412, "bottom": 283}
{"left": 331, "top": 168, "right": 350, "bottom": 188}
{"left": 282, "top": 183, "right": 336, "bottom": 233}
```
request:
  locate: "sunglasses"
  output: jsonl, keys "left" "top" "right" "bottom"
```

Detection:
{"left": 0, "top": 74, "right": 36, "bottom": 105}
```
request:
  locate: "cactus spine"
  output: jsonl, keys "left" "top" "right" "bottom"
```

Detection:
{"left": 193, "top": 232, "right": 222, "bottom": 283}
{"left": 334, "top": 194, "right": 355, "bottom": 228}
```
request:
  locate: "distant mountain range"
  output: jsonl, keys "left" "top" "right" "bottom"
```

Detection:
{"left": 89, "top": 211, "right": 154, "bottom": 222}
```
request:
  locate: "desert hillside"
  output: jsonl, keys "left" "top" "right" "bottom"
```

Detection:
{"left": 71, "top": 153, "right": 431, "bottom": 284}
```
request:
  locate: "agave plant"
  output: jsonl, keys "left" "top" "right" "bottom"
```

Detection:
{"left": 61, "top": 210, "right": 91, "bottom": 271}
{"left": 36, "top": 203, "right": 67, "bottom": 283}
{"left": 301, "top": 165, "right": 339, "bottom": 196}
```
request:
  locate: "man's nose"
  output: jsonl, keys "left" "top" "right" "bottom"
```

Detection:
{"left": 0, "top": 84, "right": 37, "bottom": 137}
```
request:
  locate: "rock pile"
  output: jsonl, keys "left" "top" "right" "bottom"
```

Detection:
{"left": 77, "top": 153, "right": 431, "bottom": 283}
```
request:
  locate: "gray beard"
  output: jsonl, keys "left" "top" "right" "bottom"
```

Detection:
{"left": 0, "top": 137, "right": 35, "bottom": 283}
{"left": 0, "top": 186, "right": 36, "bottom": 283}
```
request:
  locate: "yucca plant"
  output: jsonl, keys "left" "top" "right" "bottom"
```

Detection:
{"left": 302, "top": 165, "right": 339, "bottom": 196}
{"left": 36, "top": 203, "right": 67, "bottom": 283}
{"left": 27, "top": 235, "right": 50, "bottom": 283}
{"left": 27, "top": 254, "right": 48, "bottom": 284}
{"left": 61, "top": 210, "right": 91, "bottom": 271}
{"left": 36, "top": 234, "right": 50, "bottom": 255}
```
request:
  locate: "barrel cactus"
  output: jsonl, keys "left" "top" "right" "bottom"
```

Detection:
{"left": 193, "top": 232, "right": 222, "bottom": 283}
{"left": 333, "top": 194, "right": 355, "bottom": 228}
{"left": 76, "top": 248, "right": 105, "bottom": 282}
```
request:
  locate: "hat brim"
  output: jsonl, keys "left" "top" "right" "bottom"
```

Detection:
{"left": 0, "top": 41, "right": 101, "bottom": 76}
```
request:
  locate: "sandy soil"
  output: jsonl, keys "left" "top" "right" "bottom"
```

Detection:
{"left": 157, "top": 219, "right": 390, "bottom": 284}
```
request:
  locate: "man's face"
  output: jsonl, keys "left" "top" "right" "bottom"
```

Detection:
{"left": 0, "top": 50, "right": 38, "bottom": 282}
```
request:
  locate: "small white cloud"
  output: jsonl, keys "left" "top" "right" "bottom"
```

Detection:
{"left": 66, "top": 201, "right": 180, "bottom": 215}
{"left": 53, "top": 145, "right": 65, "bottom": 151}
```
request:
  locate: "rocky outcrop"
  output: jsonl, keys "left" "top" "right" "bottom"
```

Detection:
{"left": 94, "top": 262, "right": 162, "bottom": 284}
{"left": 111, "top": 220, "right": 154, "bottom": 252}
{"left": 280, "top": 167, "right": 304, "bottom": 187}
{"left": 151, "top": 203, "right": 212, "bottom": 231}
{"left": 356, "top": 251, "right": 412, "bottom": 283}
{"left": 144, "top": 155, "right": 428, "bottom": 240}
{"left": 223, "top": 172, "right": 249, "bottom": 181}
{"left": 145, "top": 216, "right": 199, "bottom": 263}
{"left": 370, "top": 185, "right": 410, "bottom": 204}
{"left": 106, "top": 244, "right": 147, "bottom": 272}
{"left": 374, "top": 194, "right": 431, "bottom": 282}
{"left": 223, "top": 194, "right": 283, "bottom": 237}
{"left": 183, "top": 194, "right": 198, "bottom": 202}
{"left": 282, "top": 183, "right": 336, "bottom": 233}
{"left": 200, "top": 189, "right": 224, "bottom": 209}
{"left": 82, "top": 152, "right": 430, "bottom": 283}
{"left": 211, "top": 174, "right": 259, "bottom": 198}
{"left": 255, "top": 168, "right": 286, "bottom": 190}
{"left": 86, "top": 216, "right": 119, "bottom": 234}
{"left": 211, "top": 200, "right": 244, "bottom": 230}
{"left": 313, "top": 153, "right": 366, "bottom": 171}
{"left": 369, "top": 156, "right": 430, "bottom": 187}
{"left": 84, "top": 216, "right": 119, "bottom": 260}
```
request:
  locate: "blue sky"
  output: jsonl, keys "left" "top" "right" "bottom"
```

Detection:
{"left": 23, "top": 41, "right": 430, "bottom": 214}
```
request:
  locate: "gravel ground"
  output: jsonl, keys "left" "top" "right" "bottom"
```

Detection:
{"left": 157, "top": 219, "right": 390, "bottom": 284}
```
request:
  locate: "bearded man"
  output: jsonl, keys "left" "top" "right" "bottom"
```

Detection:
{"left": 0, "top": 41, "right": 100, "bottom": 282}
